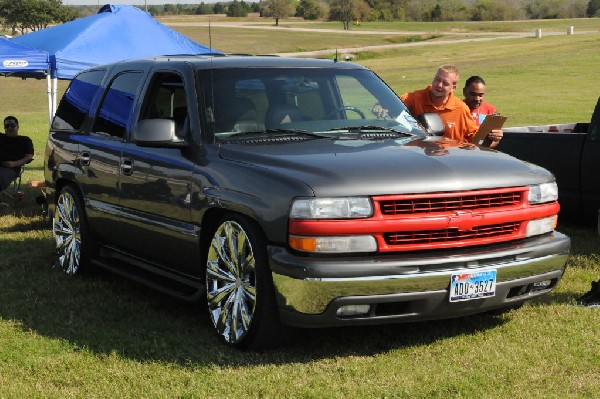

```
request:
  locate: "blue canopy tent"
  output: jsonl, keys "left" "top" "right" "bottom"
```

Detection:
{"left": 0, "top": 38, "right": 53, "bottom": 123}
{"left": 12, "top": 4, "right": 220, "bottom": 118}
{"left": 0, "top": 37, "right": 49, "bottom": 77}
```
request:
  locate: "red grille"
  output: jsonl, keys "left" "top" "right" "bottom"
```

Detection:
{"left": 378, "top": 190, "right": 523, "bottom": 215}
{"left": 385, "top": 222, "right": 520, "bottom": 246}
{"left": 288, "top": 187, "right": 559, "bottom": 253}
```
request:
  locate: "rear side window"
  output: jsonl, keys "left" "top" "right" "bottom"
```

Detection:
{"left": 52, "top": 69, "right": 105, "bottom": 131}
{"left": 93, "top": 71, "right": 144, "bottom": 138}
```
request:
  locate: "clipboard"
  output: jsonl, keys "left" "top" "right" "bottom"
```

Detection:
{"left": 471, "top": 114, "right": 507, "bottom": 145}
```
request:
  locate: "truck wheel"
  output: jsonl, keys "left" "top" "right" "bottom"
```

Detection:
{"left": 52, "top": 185, "right": 94, "bottom": 275}
{"left": 205, "top": 215, "right": 282, "bottom": 349}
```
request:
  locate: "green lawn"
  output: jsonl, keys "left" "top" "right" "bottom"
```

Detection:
{"left": 1, "top": 18, "right": 599, "bottom": 398}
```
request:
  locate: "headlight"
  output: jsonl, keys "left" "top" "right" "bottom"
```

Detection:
{"left": 290, "top": 197, "right": 373, "bottom": 219}
{"left": 529, "top": 182, "right": 558, "bottom": 204}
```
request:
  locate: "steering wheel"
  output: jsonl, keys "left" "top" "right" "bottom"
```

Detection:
{"left": 325, "top": 106, "right": 366, "bottom": 120}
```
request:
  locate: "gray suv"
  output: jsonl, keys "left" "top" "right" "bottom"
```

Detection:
{"left": 44, "top": 55, "right": 569, "bottom": 349}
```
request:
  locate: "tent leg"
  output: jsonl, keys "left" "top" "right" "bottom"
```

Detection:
{"left": 52, "top": 77, "right": 58, "bottom": 119}
{"left": 46, "top": 75, "right": 53, "bottom": 126}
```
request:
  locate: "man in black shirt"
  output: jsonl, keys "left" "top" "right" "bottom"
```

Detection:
{"left": 0, "top": 116, "right": 34, "bottom": 190}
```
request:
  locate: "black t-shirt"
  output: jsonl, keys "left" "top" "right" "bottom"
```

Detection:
{"left": 0, "top": 133, "right": 34, "bottom": 172}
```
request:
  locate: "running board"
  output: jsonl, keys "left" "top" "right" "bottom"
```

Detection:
{"left": 92, "top": 249, "right": 205, "bottom": 302}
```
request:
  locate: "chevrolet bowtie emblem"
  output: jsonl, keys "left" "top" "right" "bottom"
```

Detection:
{"left": 448, "top": 211, "right": 484, "bottom": 231}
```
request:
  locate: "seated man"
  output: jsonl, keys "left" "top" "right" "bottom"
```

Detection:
{"left": 0, "top": 116, "right": 34, "bottom": 191}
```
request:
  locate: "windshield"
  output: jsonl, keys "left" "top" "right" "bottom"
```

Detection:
{"left": 200, "top": 67, "right": 425, "bottom": 142}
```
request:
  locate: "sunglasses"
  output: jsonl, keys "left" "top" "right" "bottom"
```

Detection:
{"left": 4, "top": 124, "right": 17, "bottom": 128}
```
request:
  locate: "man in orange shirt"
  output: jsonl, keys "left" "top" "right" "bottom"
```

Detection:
{"left": 394, "top": 65, "right": 503, "bottom": 147}
{"left": 463, "top": 75, "right": 497, "bottom": 126}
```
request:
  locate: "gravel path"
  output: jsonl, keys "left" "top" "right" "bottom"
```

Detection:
{"left": 165, "top": 21, "right": 598, "bottom": 57}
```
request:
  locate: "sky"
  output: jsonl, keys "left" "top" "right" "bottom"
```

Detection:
{"left": 62, "top": 0, "right": 259, "bottom": 5}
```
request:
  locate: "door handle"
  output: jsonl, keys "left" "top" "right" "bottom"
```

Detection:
{"left": 80, "top": 151, "right": 91, "bottom": 166}
{"left": 121, "top": 158, "right": 134, "bottom": 176}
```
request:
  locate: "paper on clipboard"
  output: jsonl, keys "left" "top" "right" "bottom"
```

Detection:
{"left": 471, "top": 114, "right": 507, "bottom": 145}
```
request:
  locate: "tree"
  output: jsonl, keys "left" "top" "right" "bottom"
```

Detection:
{"left": 587, "top": 0, "right": 600, "bottom": 16}
{"left": 428, "top": 4, "right": 442, "bottom": 21}
{"left": 524, "top": 0, "right": 563, "bottom": 19}
{"left": 471, "top": 0, "right": 523, "bottom": 21}
{"left": 227, "top": 0, "right": 250, "bottom": 17}
{"left": 355, "top": 0, "right": 373, "bottom": 21}
{"left": 148, "top": 5, "right": 162, "bottom": 15}
{"left": 0, "top": 0, "right": 77, "bottom": 35}
{"left": 296, "top": 0, "right": 324, "bottom": 20}
{"left": 404, "top": 0, "right": 437, "bottom": 22}
{"left": 329, "top": 0, "right": 358, "bottom": 30}
{"left": 439, "top": 0, "right": 469, "bottom": 21}
{"left": 560, "top": 0, "right": 588, "bottom": 18}
{"left": 162, "top": 3, "right": 178, "bottom": 15}
{"left": 213, "top": 2, "right": 226, "bottom": 14}
{"left": 260, "top": 0, "right": 295, "bottom": 26}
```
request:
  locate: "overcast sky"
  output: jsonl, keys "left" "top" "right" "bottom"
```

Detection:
{"left": 62, "top": 0, "right": 259, "bottom": 5}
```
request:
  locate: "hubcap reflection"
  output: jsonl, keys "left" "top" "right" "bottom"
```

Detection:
{"left": 53, "top": 191, "right": 81, "bottom": 275}
{"left": 206, "top": 221, "right": 257, "bottom": 344}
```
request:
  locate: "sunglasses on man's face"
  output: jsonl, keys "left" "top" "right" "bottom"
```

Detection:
{"left": 4, "top": 124, "right": 17, "bottom": 128}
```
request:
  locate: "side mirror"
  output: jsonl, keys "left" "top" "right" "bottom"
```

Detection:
{"left": 417, "top": 113, "right": 444, "bottom": 136}
{"left": 132, "top": 119, "right": 187, "bottom": 147}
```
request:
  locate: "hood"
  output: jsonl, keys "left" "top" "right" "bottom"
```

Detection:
{"left": 218, "top": 137, "right": 553, "bottom": 197}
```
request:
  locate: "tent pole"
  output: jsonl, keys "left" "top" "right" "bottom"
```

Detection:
{"left": 52, "top": 77, "right": 58, "bottom": 119}
{"left": 46, "top": 74, "right": 52, "bottom": 126}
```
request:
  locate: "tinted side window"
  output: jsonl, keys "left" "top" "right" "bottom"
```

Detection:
{"left": 52, "top": 69, "right": 105, "bottom": 131}
{"left": 93, "top": 71, "right": 144, "bottom": 138}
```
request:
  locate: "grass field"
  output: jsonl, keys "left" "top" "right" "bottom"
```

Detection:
{"left": 1, "top": 18, "right": 600, "bottom": 398}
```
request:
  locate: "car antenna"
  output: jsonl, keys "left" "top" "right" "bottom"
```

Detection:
{"left": 209, "top": 18, "right": 213, "bottom": 51}
{"left": 334, "top": 49, "right": 338, "bottom": 63}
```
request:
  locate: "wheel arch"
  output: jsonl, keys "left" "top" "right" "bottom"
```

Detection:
{"left": 53, "top": 178, "right": 85, "bottom": 207}
{"left": 198, "top": 207, "right": 271, "bottom": 262}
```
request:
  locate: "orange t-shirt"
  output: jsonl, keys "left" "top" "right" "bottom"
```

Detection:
{"left": 400, "top": 86, "right": 478, "bottom": 142}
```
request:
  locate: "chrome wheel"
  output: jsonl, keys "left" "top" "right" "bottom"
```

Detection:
{"left": 53, "top": 187, "right": 83, "bottom": 275}
{"left": 206, "top": 220, "right": 257, "bottom": 345}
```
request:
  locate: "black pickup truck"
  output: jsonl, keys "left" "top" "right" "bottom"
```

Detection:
{"left": 497, "top": 97, "right": 600, "bottom": 225}
{"left": 43, "top": 55, "right": 569, "bottom": 349}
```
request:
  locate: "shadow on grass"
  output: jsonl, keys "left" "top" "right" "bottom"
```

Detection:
{"left": 530, "top": 290, "right": 580, "bottom": 306}
{"left": 1, "top": 218, "right": 587, "bottom": 368}
{"left": 0, "top": 190, "right": 46, "bottom": 220}
{"left": 0, "top": 217, "right": 50, "bottom": 232}
{"left": 0, "top": 232, "right": 512, "bottom": 368}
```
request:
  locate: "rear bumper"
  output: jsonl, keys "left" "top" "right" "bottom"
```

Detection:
{"left": 268, "top": 231, "right": 570, "bottom": 327}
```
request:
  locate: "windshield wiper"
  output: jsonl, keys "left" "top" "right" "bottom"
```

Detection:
{"left": 326, "top": 125, "right": 413, "bottom": 138}
{"left": 225, "top": 128, "right": 332, "bottom": 139}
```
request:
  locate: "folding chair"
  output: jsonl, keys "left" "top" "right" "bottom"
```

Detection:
{"left": 1, "top": 162, "right": 28, "bottom": 205}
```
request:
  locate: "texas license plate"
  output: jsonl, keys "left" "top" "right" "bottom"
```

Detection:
{"left": 450, "top": 269, "right": 497, "bottom": 302}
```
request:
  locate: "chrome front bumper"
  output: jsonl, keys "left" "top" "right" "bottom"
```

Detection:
{"left": 268, "top": 232, "right": 570, "bottom": 327}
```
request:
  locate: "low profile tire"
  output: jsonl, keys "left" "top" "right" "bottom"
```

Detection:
{"left": 53, "top": 185, "right": 94, "bottom": 275}
{"left": 205, "top": 215, "right": 283, "bottom": 349}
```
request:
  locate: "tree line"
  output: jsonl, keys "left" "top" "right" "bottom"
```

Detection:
{"left": 152, "top": 0, "right": 600, "bottom": 24}
{"left": 2, "top": 0, "right": 600, "bottom": 35}
{"left": 144, "top": 0, "right": 600, "bottom": 25}
{"left": 0, "top": 0, "right": 77, "bottom": 35}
